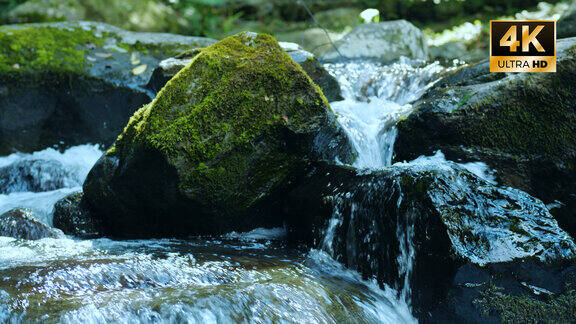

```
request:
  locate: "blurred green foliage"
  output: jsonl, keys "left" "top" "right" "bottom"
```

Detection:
{"left": 0, "top": 0, "right": 26, "bottom": 12}
{"left": 1, "top": 0, "right": 565, "bottom": 37}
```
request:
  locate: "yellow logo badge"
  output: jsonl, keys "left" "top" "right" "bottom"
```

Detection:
{"left": 490, "top": 20, "right": 556, "bottom": 72}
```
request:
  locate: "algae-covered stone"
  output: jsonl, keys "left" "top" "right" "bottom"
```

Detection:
{"left": 146, "top": 43, "right": 344, "bottom": 102}
{"left": 0, "top": 21, "right": 215, "bottom": 155}
{"left": 394, "top": 37, "right": 576, "bottom": 238}
{"left": 83, "top": 32, "right": 354, "bottom": 238}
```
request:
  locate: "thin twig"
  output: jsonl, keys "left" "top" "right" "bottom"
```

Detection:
{"left": 297, "top": 0, "right": 345, "bottom": 59}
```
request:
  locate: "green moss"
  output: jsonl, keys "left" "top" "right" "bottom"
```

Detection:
{"left": 110, "top": 32, "right": 335, "bottom": 209}
{"left": 479, "top": 284, "right": 576, "bottom": 323}
{"left": 0, "top": 25, "right": 100, "bottom": 73}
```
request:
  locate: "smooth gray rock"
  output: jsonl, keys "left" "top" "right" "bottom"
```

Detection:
{"left": 322, "top": 20, "right": 429, "bottom": 62}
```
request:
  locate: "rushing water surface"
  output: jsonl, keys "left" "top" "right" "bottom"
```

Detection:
{"left": 0, "top": 57, "right": 454, "bottom": 323}
{"left": 0, "top": 56, "right": 489, "bottom": 323}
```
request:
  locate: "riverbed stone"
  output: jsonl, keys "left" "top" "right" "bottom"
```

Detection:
{"left": 394, "top": 37, "right": 576, "bottom": 238}
{"left": 0, "top": 208, "right": 64, "bottom": 240}
{"left": 0, "top": 21, "right": 215, "bottom": 155}
{"left": 322, "top": 20, "right": 429, "bottom": 62}
{"left": 82, "top": 32, "right": 354, "bottom": 238}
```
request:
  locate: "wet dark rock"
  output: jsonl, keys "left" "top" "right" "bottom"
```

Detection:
{"left": 428, "top": 260, "right": 576, "bottom": 323}
{"left": 53, "top": 191, "right": 101, "bottom": 238}
{"left": 0, "top": 159, "right": 73, "bottom": 194}
{"left": 83, "top": 33, "right": 354, "bottom": 238}
{"left": 283, "top": 161, "right": 576, "bottom": 319}
{"left": 0, "top": 208, "right": 64, "bottom": 240}
{"left": 394, "top": 37, "right": 576, "bottom": 238}
{"left": 0, "top": 21, "right": 215, "bottom": 155}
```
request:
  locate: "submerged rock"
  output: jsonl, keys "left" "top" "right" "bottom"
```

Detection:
{"left": 53, "top": 191, "right": 101, "bottom": 238}
{"left": 83, "top": 32, "right": 354, "bottom": 238}
{"left": 0, "top": 21, "right": 215, "bottom": 155}
{"left": 284, "top": 161, "right": 576, "bottom": 318}
{"left": 0, "top": 208, "right": 64, "bottom": 240}
{"left": 395, "top": 37, "right": 576, "bottom": 238}
{"left": 322, "top": 20, "right": 428, "bottom": 62}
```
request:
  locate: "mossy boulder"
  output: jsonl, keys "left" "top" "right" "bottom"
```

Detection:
{"left": 0, "top": 208, "right": 64, "bottom": 240}
{"left": 283, "top": 161, "right": 576, "bottom": 320}
{"left": 394, "top": 37, "right": 576, "bottom": 238}
{"left": 82, "top": 32, "right": 354, "bottom": 238}
{"left": 1, "top": 0, "right": 188, "bottom": 34}
{"left": 0, "top": 21, "right": 215, "bottom": 155}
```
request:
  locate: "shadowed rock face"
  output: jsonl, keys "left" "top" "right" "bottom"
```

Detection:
{"left": 0, "top": 21, "right": 215, "bottom": 155}
{"left": 0, "top": 208, "right": 63, "bottom": 240}
{"left": 283, "top": 161, "right": 576, "bottom": 318}
{"left": 82, "top": 32, "right": 355, "bottom": 238}
{"left": 394, "top": 37, "right": 576, "bottom": 238}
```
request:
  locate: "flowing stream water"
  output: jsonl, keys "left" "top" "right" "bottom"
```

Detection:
{"left": 0, "top": 58, "right": 455, "bottom": 323}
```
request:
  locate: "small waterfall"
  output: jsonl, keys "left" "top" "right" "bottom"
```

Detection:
{"left": 325, "top": 58, "right": 448, "bottom": 169}
{"left": 319, "top": 58, "right": 449, "bottom": 306}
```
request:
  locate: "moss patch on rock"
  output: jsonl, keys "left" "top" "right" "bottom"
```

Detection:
{"left": 479, "top": 283, "right": 576, "bottom": 323}
{"left": 0, "top": 25, "right": 96, "bottom": 73}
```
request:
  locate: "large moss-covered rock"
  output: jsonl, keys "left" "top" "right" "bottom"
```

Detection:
{"left": 394, "top": 37, "right": 576, "bottom": 238}
{"left": 283, "top": 161, "right": 576, "bottom": 320}
{"left": 1, "top": 0, "right": 188, "bottom": 34}
{"left": 82, "top": 32, "right": 354, "bottom": 238}
{"left": 0, "top": 21, "right": 215, "bottom": 155}
{"left": 147, "top": 42, "right": 343, "bottom": 102}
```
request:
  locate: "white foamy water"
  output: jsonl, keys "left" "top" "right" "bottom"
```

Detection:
{"left": 0, "top": 140, "right": 415, "bottom": 322}
{"left": 0, "top": 145, "right": 103, "bottom": 225}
